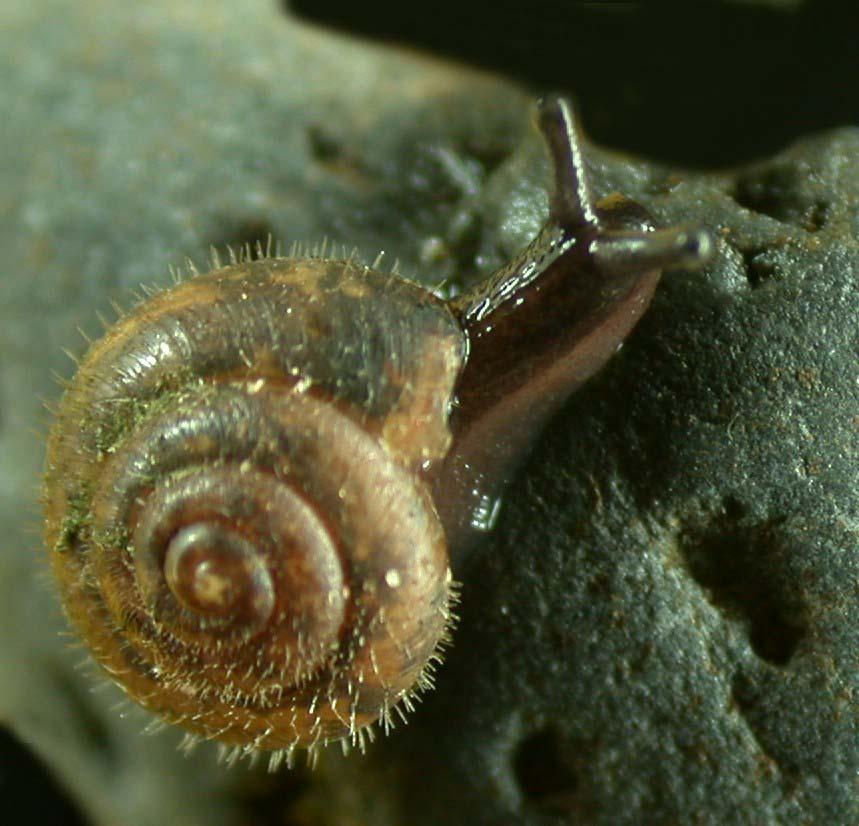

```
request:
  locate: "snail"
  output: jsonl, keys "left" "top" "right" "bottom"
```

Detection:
{"left": 41, "top": 95, "right": 714, "bottom": 768}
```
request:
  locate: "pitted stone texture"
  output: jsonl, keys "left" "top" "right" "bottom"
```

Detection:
{"left": 334, "top": 127, "right": 859, "bottom": 824}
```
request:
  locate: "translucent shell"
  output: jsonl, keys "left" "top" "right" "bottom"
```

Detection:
{"left": 43, "top": 258, "right": 464, "bottom": 755}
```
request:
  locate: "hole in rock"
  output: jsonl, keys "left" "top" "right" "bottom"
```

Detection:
{"left": 733, "top": 165, "right": 829, "bottom": 232}
{"left": 307, "top": 123, "right": 344, "bottom": 164}
{"left": 210, "top": 218, "right": 278, "bottom": 261}
{"left": 513, "top": 725, "right": 579, "bottom": 814}
{"left": 679, "top": 504, "right": 805, "bottom": 666}
{"left": 740, "top": 248, "right": 779, "bottom": 288}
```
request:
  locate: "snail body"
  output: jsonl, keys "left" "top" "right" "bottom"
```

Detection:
{"left": 42, "top": 96, "right": 713, "bottom": 763}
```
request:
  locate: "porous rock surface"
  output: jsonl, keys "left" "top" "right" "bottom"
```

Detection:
{"left": 294, "top": 124, "right": 859, "bottom": 825}
{"left": 3, "top": 0, "right": 859, "bottom": 825}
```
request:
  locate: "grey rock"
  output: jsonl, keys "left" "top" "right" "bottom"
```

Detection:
{"left": 325, "top": 130, "right": 859, "bottom": 824}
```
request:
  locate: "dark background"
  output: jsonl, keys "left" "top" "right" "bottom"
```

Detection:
{"left": 291, "top": 0, "right": 853, "bottom": 167}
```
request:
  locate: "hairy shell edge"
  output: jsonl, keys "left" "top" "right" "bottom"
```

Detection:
{"left": 43, "top": 255, "right": 464, "bottom": 760}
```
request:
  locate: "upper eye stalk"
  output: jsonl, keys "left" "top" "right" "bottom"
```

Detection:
{"left": 536, "top": 93, "right": 713, "bottom": 272}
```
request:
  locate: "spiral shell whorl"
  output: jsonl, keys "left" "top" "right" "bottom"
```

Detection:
{"left": 43, "top": 257, "right": 464, "bottom": 753}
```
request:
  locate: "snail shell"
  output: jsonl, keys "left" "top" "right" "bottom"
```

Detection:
{"left": 44, "top": 261, "right": 460, "bottom": 756}
{"left": 42, "top": 96, "right": 714, "bottom": 763}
